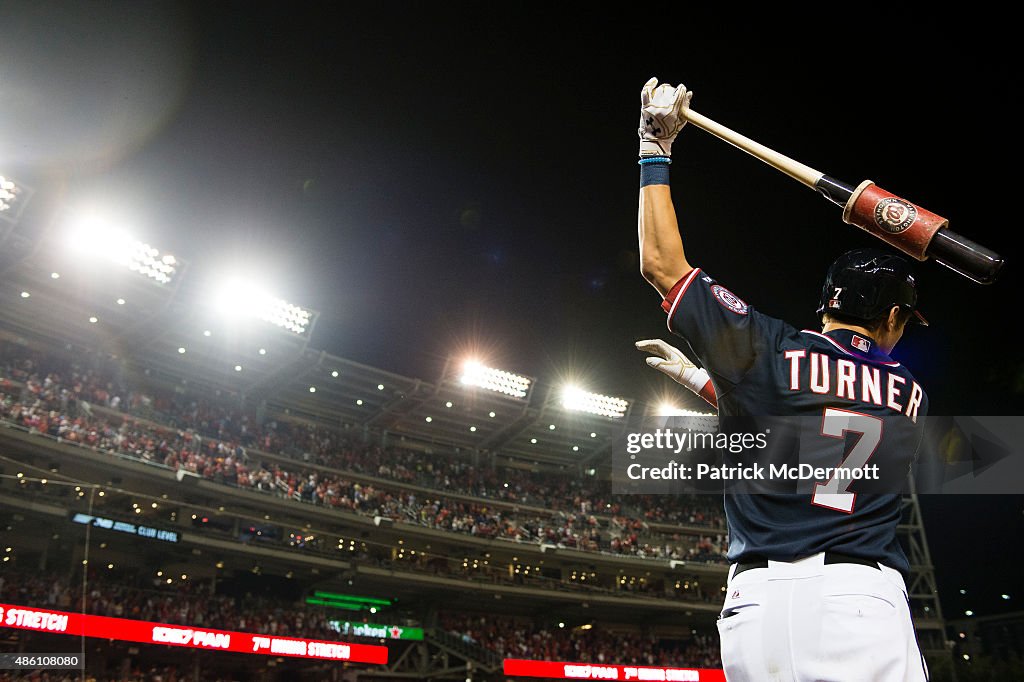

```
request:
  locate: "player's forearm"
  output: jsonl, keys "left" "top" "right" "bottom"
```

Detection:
{"left": 636, "top": 78, "right": 694, "bottom": 296}
{"left": 639, "top": 184, "right": 691, "bottom": 296}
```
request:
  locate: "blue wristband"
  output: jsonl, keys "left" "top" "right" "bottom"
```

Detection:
{"left": 639, "top": 157, "right": 671, "bottom": 187}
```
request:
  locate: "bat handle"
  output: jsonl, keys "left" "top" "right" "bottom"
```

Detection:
{"left": 927, "top": 228, "right": 1005, "bottom": 285}
{"left": 683, "top": 108, "right": 824, "bottom": 188}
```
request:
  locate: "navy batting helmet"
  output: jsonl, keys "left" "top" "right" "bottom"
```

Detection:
{"left": 816, "top": 248, "right": 928, "bottom": 326}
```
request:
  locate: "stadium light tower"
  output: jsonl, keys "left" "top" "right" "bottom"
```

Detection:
{"left": 65, "top": 211, "right": 179, "bottom": 285}
{"left": 210, "top": 277, "right": 316, "bottom": 336}
{"left": 560, "top": 385, "right": 629, "bottom": 419}
{"left": 459, "top": 360, "right": 531, "bottom": 399}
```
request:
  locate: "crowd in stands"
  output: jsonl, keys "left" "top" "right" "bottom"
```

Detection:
{"left": 440, "top": 611, "right": 722, "bottom": 669}
{"left": 0, "top": 568, "right": 354, "bottom": 643}
{"left": 0, "top": 342, "right": 728, "bottom": 567}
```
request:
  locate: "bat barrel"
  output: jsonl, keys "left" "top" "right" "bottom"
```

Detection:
{"left": 927, "top": 228, "right": 1004, "bottom": 285}
{"left": 841, "top": 181, "right": 1003, "bottom": 284}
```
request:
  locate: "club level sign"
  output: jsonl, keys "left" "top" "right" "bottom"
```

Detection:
{"left": 70, "top": 513, "right": 179, "bottom": 543}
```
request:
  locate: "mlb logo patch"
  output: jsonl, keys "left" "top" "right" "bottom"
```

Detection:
{"left": 851, "top": 335, "right": 871, "bottom": 352}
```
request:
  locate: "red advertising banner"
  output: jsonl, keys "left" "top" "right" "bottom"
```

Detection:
{"left": 503, "top": 659, "right": 726, "bottom": 681}
{"left": 0, "top": 603, "right": 387, "bottom": 664}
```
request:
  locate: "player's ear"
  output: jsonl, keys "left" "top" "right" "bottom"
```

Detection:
{"left": 886, "top": 306, "right": 904, "bottom": 331}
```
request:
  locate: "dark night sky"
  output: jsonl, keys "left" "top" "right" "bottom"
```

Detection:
{"left": 3, "top": 4, "right": 1022, "bottom": 621}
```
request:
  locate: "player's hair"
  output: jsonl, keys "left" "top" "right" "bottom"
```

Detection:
{"left": 823, "top": 306, "right": 913, "bottom": 335}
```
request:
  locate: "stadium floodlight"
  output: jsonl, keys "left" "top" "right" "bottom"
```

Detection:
{"left": 211, "top": 278, "right": 313, "bottom": 336}
{"left": 66, "top": 213, "right": 178, "bottom": 285}
{"left": 657, "top": 404, "right": 716, "bottom": 417}
{"left": 459, "top": 360, "right": 531, "bottom": 398}
{"left": 561, "top": 385, "right": 629, "bottom": 419}
{"left": 0, "top": 176, "right": 20, "bottom": 213}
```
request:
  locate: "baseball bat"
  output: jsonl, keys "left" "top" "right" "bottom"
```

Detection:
{"left": 681, "top": 108, "right": 1004, "bottom": 285}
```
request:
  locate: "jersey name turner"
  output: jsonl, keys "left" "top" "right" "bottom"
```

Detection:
{"left": 782, "top": 350, "right": 924, "bottom": 423}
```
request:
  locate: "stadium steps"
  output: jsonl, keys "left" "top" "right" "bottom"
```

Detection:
{"left": 425, "top": 628, "right": 503, "bottom": 673}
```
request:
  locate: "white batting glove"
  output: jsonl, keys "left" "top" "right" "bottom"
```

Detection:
{"left": 638, "top": 77, "right": 693, "bottom": 158}
{"left": 635, "top": 339, "right": 710, "bottom": 392}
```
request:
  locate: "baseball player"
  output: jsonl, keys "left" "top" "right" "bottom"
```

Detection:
{"left": 634, "top": 77, "right": 930, "bottom": 681}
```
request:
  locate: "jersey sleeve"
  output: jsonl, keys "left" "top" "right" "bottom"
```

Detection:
{"left": 661, "top": 268, "right": 780, "bottom": 389}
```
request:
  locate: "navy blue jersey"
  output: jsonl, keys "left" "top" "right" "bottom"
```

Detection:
{"left": 663, "top": 268, "right": 929, "bottom": 576}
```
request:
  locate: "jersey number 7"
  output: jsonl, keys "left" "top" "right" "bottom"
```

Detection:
{"left": 811, "top": 408, "right": 883, "bottom": 513}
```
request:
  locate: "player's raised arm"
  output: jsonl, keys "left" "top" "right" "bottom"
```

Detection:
{"left": 637, "top": 77, "right": 694, "bottom": 297}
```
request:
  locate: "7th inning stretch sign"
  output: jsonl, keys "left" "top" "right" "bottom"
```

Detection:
{"left": 0, "top": 603, "right": 388, "bottom": 664}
